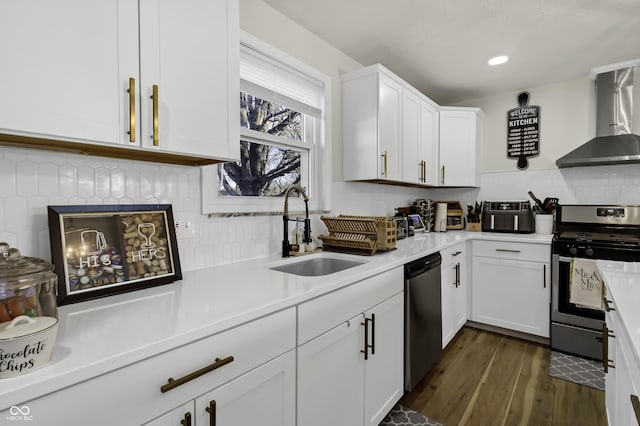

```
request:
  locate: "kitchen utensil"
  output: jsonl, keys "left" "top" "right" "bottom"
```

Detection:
{"left": 542, "top": 197, "right": 559, "bottom": 213}
{"left": 528, "top": 191, "right": 544, "bottom": 212}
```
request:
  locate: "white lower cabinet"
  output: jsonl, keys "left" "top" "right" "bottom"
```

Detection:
{"left": 144, "top": 350, "right": 295, "bottom": 426}
{"left": 471, "top": 240, "right": 551, "bottom": 338}
{"left": 604, "top": 292, "right": 640, "bottom": 426}
{"left": 297, "top": 267, "right": 404, "bottom": 426}
{"left": 24, "top": 308, "right": 296, "bottom": 426}
{"left": 441, "top": 242, "right": 467, "bottom": 348}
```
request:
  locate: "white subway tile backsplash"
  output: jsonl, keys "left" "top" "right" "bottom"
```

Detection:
{"left": 2, "top": 142, "right": 640, "bottom": 272}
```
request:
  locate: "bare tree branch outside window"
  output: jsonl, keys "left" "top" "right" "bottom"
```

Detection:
{"left": 218, "top": 93, "right": 304, "bottom": 196}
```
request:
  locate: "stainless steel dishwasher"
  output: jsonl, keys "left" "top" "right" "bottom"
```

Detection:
{"left": 404, "top": 251, "right": 442, "bottom": 392}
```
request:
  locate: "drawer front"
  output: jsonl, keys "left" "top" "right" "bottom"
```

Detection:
{"left": 473, "top": 240, "right": 550, "bottom": 262}
{"left": 440, "top": 242, "right": 466, "bottom": 266}
{"left": 24, "top": 308, "right": 296, "bottom": 426}
{"left": 297, "top": 267, "right": 403, "bottom": 345}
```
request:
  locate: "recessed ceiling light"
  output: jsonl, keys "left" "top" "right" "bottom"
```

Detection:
{"left": 488, "top": 55, "right": 509, "bottom": 66}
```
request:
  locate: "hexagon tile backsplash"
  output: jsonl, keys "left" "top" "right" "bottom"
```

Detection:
{"left": 0, "top": 146, "right": 284, "bottom": 271}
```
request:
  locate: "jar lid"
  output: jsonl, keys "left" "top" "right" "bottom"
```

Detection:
{"left": 0, "top": 242, "right": 55, "bottom": 279}
{"left": 0, "top": 315, "right": 58, "bottom": 339}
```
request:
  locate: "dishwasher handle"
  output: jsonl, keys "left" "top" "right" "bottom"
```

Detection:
{"left": 405, "top": 252, "right": 442, "bottom": 278}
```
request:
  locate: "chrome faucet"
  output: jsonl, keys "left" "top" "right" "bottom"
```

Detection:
{"left": 282, "top": 184, "right": 311, "bottom": 257}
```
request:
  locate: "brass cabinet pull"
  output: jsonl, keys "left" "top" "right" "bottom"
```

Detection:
{"left": 370, "top": 313, "right": 376, "bottom": 355}
{"left": 441, "top": 165, "right": 445, "bottom": 184}
{"left": 381, "top": 150, "right": 388, "bottom": 177}
{"left": 604, "top": 298, "right": 615, "bottom": 312}
{"left": 602, "top": 324, "right": 615, "bottom": 373}
{"left": 180, "top": 412, "right": 192, "bottom": 426}
{"left": 205, "top": 400, "right": 216, "bottom": 426}
{"left": 160, "top": 356, "right": 234, "bottom": 393}
{"left": 151, "top": 84, "right": 159, "bottom": 146}
{"left": 361, "top": 316, "right": 370, "bottom": 360}
{"left": 422, "top": 161, "right": 427, "bottom": 182}
{"left": 127, "top": 77, "right": 136, "bottom": 142}
{"left": 631, "top": 395, "right": 640, "bottom": 423}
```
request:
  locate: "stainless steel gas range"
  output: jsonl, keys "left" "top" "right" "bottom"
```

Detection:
{"left": 551, "top": 204, "right": 640, "bottom": 361}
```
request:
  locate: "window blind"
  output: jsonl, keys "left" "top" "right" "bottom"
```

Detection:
{"left": 240, "top": 43, "right": 324, "bottom": 118}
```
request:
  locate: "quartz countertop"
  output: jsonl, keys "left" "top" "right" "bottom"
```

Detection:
{"left": 0, "top": 230, "right": 551, "bottom": 409}
{"left": 597, "top": 259, "right": 640, "bottom": 368}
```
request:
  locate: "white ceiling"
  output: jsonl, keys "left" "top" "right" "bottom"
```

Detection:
{"left": 262, "top": 0, "right": 640, "bottom": 104}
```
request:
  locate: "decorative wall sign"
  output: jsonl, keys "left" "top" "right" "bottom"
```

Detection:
{"left": 507, "top": 92, "right": 540, "bottom": 169}
{"left": 47, "top": 204, "right": 181, "bottom": 305}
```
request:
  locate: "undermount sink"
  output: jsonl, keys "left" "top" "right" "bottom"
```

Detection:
{"left": 270, "top": 256, "right": 365, "bottom": 277}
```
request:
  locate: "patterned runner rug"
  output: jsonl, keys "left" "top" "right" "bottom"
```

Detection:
{"left": 548, "top": 351, "right": 605, "bottom": 391}
{"left": 379, "top": 404, "right": 443, "bottom": 426}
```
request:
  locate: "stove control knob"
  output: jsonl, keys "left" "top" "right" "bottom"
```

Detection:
{"left": 569, "top": 246, "right": 578, "bottom": 255}
{"left": 585, "top": 247, "right": 594, "bottom": 257}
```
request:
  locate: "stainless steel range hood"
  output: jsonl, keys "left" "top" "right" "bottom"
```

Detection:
{"left": 556, "top": 63, "right": 640, "bottom": 168}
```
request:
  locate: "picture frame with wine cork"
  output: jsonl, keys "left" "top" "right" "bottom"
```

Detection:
{"left": 47, "top": 204, "right": 182, "bottom": 305}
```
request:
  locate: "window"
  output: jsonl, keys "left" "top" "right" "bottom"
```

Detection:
{"left": 202, "top": 32, "right": 331, "bottom": 214}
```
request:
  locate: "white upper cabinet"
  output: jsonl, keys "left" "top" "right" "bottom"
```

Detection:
{"left": 420, "top": 99, "right": 439, "bottom": 185}
{"left": 343, "top": 66, "right": 402, "bottom": 182}
{"left": 342, "top": 64, "right": 479, "bottom": 187}
{"left": 0, "top": 0, "right": 139, "bottom": 146}
{"left": 438, "top": 107, "right": 482, "bottom": 187}
{"left": 138, "top": 0, "right": 239, "bottom": 160}
{"left": 401, "top": 89, "right": 421, "bottom": 183}
{"left": 0, "top": 0, "right": 239, "bottom": 164}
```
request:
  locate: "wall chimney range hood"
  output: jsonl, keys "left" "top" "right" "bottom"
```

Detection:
{"left": 556, "top": 60, "right": 640, "bottom": 168}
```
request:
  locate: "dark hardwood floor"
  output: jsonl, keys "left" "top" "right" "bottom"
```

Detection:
{"left": 400, "top": 327, "right": 607, "bottom": 426}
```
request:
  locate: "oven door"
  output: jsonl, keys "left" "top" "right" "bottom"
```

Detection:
{"left": 551, "top": 253, "right": 604, "bottom": 330}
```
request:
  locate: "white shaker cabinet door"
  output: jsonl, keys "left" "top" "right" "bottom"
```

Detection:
{"left": 138, "top": 0, "right": 239, "bottom": 160}
{"left": 363, "top": 293, "right": 404, "bottom": 426}
{"left": 439, "top": 109, "right": 480, "bottom": 186}
{"left": 378, "top": 73, "right": 402, "bottom": 181}
{"left": 402, "top": 89, "right": 421, "bottom": 184}
{"left": 194, "top": 350, "right": 296, "bottom": 426}
{"left": 472, "top": 256, "right": 550, "bottom": 337}
{"left": 297, "top": 314, "right": 365, "bottom": 426}
{"left": 0, "top": 0, "right": 139, "bottom": 146}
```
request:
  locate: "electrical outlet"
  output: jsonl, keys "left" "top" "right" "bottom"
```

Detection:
{"left": 174, "top": 214, "right": 196, "bottom": 239}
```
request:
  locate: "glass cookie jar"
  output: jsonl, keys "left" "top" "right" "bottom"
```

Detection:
{"left": 0, "top": 243, "right": 58, "bottom": 324}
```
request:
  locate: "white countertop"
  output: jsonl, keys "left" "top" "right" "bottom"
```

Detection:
{"left": 0, "top": 230, "right": 551, "bottom": 409}
{"left": 597, "top": 259, "right": 640, "bottom": 368}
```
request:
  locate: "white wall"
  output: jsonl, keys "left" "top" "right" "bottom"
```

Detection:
{"left": 458, "top": 77, "right": 595, "bottom": 173}
{"left": 2, "top": 1, "right": 637, "bottom": 270}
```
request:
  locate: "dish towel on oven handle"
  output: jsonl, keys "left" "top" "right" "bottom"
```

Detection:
{"left": 569, "top": 258, "right": 604, "bottom": 311}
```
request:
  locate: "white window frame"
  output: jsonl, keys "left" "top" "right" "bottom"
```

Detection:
{"left": 201, "top": 31, "right": 331, "bottom": 215}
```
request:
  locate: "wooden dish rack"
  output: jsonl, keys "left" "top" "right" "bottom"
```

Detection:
{"left": 318, "top": 215, "right": 396, "bottom": 255}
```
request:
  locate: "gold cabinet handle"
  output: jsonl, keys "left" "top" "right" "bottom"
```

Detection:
{"left": 127, "top": 78, "right": 136, "bottom": 142}
{"left": 602, "top": 324, "right": 615, "bottom": 373}
{"left": 205, "top": 400, "right": 217, "bottom": 426}
{"left": 151, "top": 84, "right": 159, "bottom": 146}
{"left": 441, "top": 165, "right": 445, "bottom": 184}
{"left": 631, "top": 395, "right": 640, "bottom": 423}
{"left": 603, "top": 298, "right": 615, "bottom": 312}
{"left": 160, "top": 356, "right": 234, "bottom": 393}
{"left": 423, "top": 161, "right": 427, "bottom": 182}
{"left": 381, "top": 150, "right": 388, "bottom": 177}
{"left": 181, "top": 412, "right": 192, "bottom": 426}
